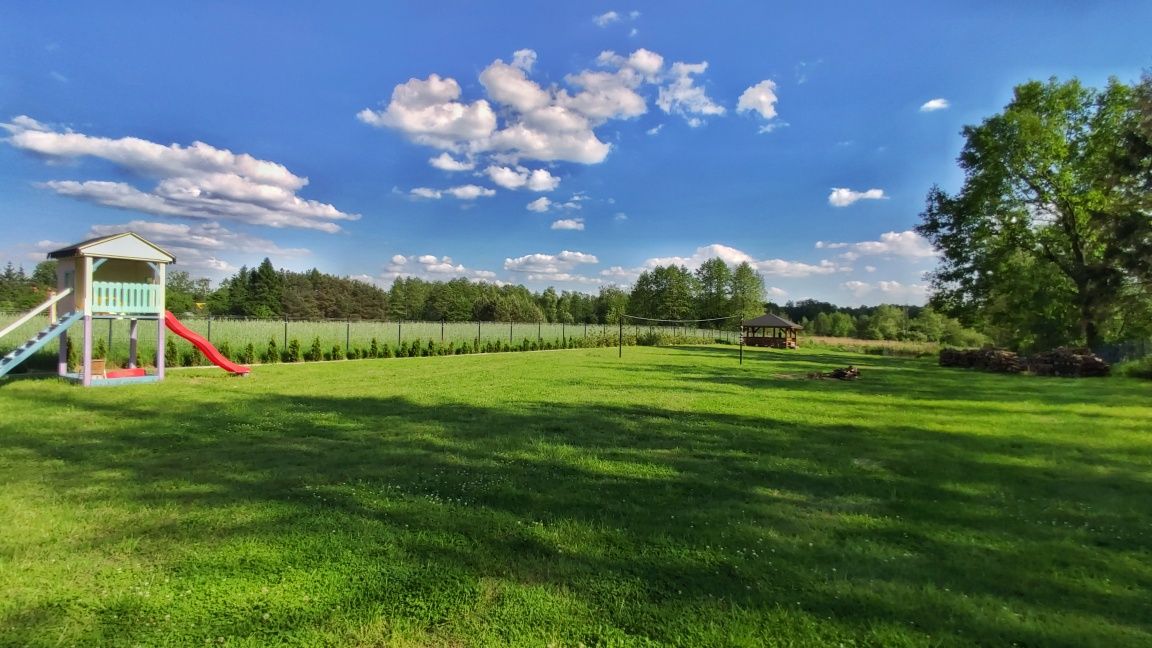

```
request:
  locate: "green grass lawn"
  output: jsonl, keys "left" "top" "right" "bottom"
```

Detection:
{"left": 1, "top": 346, "right": 1150, "bottom": 647}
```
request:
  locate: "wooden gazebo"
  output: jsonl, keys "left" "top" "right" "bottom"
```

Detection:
{"left": 741, "top": 312, "right": 802, "bottom": 349}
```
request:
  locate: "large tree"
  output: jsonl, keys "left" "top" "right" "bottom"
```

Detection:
{"left": 916, "top": 77, "right": 1151, "bottom": 350}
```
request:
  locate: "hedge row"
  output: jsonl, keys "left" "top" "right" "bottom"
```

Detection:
{"left": 163, "top": 331, "right": 725, "bottom": 368}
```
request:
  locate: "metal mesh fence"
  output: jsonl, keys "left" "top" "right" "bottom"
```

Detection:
{"left": 2, "top": 312, "right": 736, "bottom": 369}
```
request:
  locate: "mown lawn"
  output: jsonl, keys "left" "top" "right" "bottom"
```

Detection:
{"left": 1, "top": 345, "right": 1150, "bottom": 647}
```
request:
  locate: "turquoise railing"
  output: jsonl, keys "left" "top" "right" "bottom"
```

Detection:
{"left": 91, "top": 282, "right": 161, "bottom": 314}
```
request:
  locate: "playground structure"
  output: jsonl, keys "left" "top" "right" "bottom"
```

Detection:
{"left": 0, "top": 232, "right": 249, "bottom": 385}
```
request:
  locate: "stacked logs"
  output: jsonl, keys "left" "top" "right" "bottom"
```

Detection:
{"left": 939, "top": 347, "right": 1110, "bottom": 377}
{"left": 1027, "top": 347, "right": 1111, "bottom": 377}
{"left": 938, "top": 348, "right": 1025, "bottom": 373}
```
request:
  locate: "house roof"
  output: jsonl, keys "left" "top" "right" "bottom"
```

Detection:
{"left": 47, "top": 232, "right": 176, "bottom": 263}
{"left": 742, "top": 312, "right": 802, "bottom": 329}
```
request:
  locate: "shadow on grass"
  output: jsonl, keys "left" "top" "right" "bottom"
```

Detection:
{"left": 2, "top": 368, "right": 1151, "bottom": 647}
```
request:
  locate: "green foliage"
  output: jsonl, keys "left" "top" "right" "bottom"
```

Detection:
{"left": 165, "top": 337, "right": 178, "bottom": 368}
{"left": 263, "top": 337, "right": 280, "bottom": 364}
{"left": 917, "top": 76, "right": 1152, "bottom": 350}
{"left": 241, "top": 342, "right": 256, "bottom": 365}
{"left": 305, "top": 336, "right": 324, "bottom": 362}
{"left": 285, "top": 338, "right": 302, "bottom": 362}
{"left": 1118, "top": 356, "right": 1152, "bottom": 379}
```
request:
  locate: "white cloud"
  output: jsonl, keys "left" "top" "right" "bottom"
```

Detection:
{"left": 736, "top": 80, "right": 779, "bottom": 120}
{"left": 504, "top": 250, "right": 598, "bottom": 274}
{"left": 428, "top": 152, "right": 474, "bottom": 171}
{"left": 643, "top": 243, "right": 848, "bottom": 277}
{"left": 614, "top": 212, "right": 628, "bottom": 220}
{"left": 656, "top": 62, "right": 725, "bottom": 125}
{"left": 360, "top": 48, "right": 725, "bottom": 166}
{"left": 485, "top": 165, "right": 560, "bottom": 191}
{"left": 767, "top": 287, "right": 788, "bottom": 299}
{"left": 828, "top": 187, "right": 887, "bottom": 207}
{"left": 593, "top": 11, "right": 621, "bottom": 27}
{"left": 527, "top": 197, "right": 552, "bottom": 212}
{"left": 551, "top": 218, "right": 585, "bottom": 230}
{"left": 409, "top": 184, "right": 496, "bottom": 200}
{"left": 511, "top": 49, "right": 537, "bottom": 71}
{"left": 356, "top": 74, "right": 497, "bottom": 148}
{"left": 480, "top": 58, "right": 552, "bottom": 113}
{"left": 445, "top": 184, "right": 496, "bottom": 200}
{"left": 646, "top": 124, "right": 663, "bottom": 136}
{"left": 919, "top": 98, "right": 950, "bottom": 112}
{"left": 757, "top": 121, "right": 789, "bottom": 134}
{"left": 3, "top": 116, "right": 356, "bottom": 232}
{"left": 864, "top": 265, "right": 877, "bottom": 273}
{"left": 410, "top": 187, "right": 442, "bottom": 199}
{"left": 85, "top": 220, "right": 307, "bottom": 278}
{"left": 381, "top": 253, "right": 501, "bottom": 284}
{"left": 842, "top": 280, "right": 928, "bottom": 301}
{"left": 816, "top": 230, "right": 936, "bottom": 258}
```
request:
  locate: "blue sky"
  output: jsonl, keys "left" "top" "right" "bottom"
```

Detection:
{"left": 1, "top": 2, "right": 1149, "bottom": 305}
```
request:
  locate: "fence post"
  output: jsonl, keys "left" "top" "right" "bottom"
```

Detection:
{"left": 345, "top": 319, "right": 351, "bottom": 357}
{"left": 618, "top": 320, "right": 623, "bottom": 357}
{"left": 476, "top": 321, "right": 480, "bottom": 347}
{"left": 509, "top": 320, "right": 513, "bottom": 344}
{"left": 562, "top": 322, "right": 565, "bottom": 345}
{"left": 207, "top": 316, "right": 212, "bottom": 342}
{"left": 107, "top": 319, "right": 113, "bottom": 355}
{"left": 283, "top": 318, "right": 288, "bottom": 349}
{"left": 397, "top": 321, "right": 401, "bottom": 348}
{"left": 538, "top": 321, "right": 542, "bottom": 342}
{"left": 441, "top": 319, "right": 445, "bottom": 343}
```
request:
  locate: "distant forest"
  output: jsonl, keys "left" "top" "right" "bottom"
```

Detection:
{"left": 1, "top": 256, "right": 983, "bottom": 345}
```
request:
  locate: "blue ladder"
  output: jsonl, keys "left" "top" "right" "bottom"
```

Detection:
{"left": 0, "top": 311, "right": 83, "bottom": 379}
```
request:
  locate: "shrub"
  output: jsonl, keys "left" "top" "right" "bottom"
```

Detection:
{"left": 263, "top": 338, "right": 280, "bottom": 364}
{"left": 165, "top": 337, "right": 179, "bottom": 368}
{"left": 285, "top": 338, "right": 302, "bottom": 362}
{"left": 369, "top": 337, "right": 380, "bottom": 359}
{"left": 1118, "top": 356, "right": 1152, "bottom": 379}
{"left": 305, "top": 336, "right": 323, "bottom": 362}
{"left": 329, "top": 344, "right": 343, "bottom": 361}
{"left": 216, "top": 341, "right": 232, "bottom": 361}
{"left": 240, "top": 342, "right": 256, "bottom": 364}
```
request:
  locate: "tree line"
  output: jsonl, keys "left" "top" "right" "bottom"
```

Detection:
{"left": 3, "top": 255, "right": 984, "bottom": 346}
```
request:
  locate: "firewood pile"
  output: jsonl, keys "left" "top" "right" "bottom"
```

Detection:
{"left": 938, "top": 348, "right": 1025, "bottom": 373}
{"left": 1027, "top": 347, "right": 1111, "bottom": 377}
{"left": 939, "top": 347, "right": 1110, "bottom": 377}
{"left": 808, "top": 365, "right": 861, "bottom": 380}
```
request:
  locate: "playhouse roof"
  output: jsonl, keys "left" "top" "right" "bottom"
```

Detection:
{"left": 47, "top": 232, "right": 176, "bottom": 264}
{"left": 742, "top": 312, "right": 803, "bottom": 329}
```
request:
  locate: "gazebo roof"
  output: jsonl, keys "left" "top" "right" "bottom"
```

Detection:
{"left": 47, "top": 232, "right": 176, "bottom": 264}
{"left": 742, "top": 312, "right": 802, "bottom": 329}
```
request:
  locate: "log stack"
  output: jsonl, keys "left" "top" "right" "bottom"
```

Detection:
{"left": 1027, "top": 347, "right": 1111, "bottom": 377}
{"left": 938, "top": 348, "right": 1025, "bottom": 373}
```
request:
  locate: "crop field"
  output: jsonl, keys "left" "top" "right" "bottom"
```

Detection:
{"left": 1, "top": 345, "right": 1150, "bottom": 646}
{"left": 0, "top": 312, "right": 733, "bottom": 369}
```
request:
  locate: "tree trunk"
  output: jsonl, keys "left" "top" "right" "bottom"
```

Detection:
{"left": 1081, "top": 297, "right": 1101, "bottom": 351}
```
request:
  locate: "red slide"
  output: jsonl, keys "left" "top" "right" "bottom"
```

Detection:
{"left": 164, "top": 310, "right": 251, "bottom": 375}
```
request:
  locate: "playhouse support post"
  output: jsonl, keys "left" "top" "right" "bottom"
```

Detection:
{"left": 128, "top": 318, "right": 139, "bottom": 368}
{"left": 82, "top": 315, "right": 93, "bottom": 387}
{"left": 156, "top": 316, "right": 165, "bottom": 379}
{"left": 58, "top": 330, "right": 69, "bottom": 377}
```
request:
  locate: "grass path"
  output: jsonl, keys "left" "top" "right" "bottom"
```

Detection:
{"left": 1, "top": 346, "right": 1150, "bottom": 646}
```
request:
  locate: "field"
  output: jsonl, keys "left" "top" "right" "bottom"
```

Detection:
{"left": 0, "top": 312, "right": 733, "bottom": 368}
{"left": 1, "top": 345, "right": 1150, "bottom": 646}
